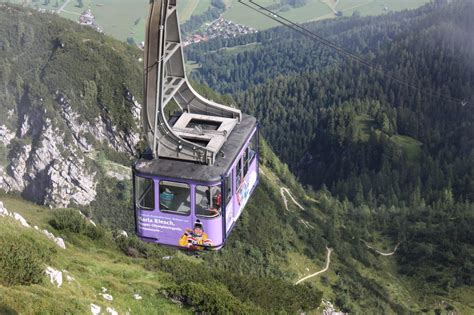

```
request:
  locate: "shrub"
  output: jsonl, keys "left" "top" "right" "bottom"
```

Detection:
{"left": 164, "top": 282, "right": 260, "bottom": 314}
{"left": 0, "top": 304, "right": 17, "bottom": 315}
{"left": 49, "top": 209, "right": 104, "bottom": 240}
{"left": 0, "top": 232, "right": 56, "bottom": 286}
{"left": 114, "top": 234, "right": 174, "bottom": 259}
{"left": 49, "top": 209, "right": 85, "bottom": 233}
{"left": 84, "top": 224, "right": 106, "bottom": 240}
{"left": 154, "top": 258, "right": 322, "bottom": 313}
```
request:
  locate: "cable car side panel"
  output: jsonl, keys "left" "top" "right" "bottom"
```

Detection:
{"left": 134, "top": 175, "right": 225, "bottom": 250}
{"left": 225, "top": 126, "right": 260, "bottom": 236}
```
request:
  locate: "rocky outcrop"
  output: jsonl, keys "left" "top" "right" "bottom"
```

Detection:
{"left": 1, "top": 143, "right": 32, "bottom": 191}
{"left": 57, "top": 93, "right": 140, "bottom": 155}
{"left": 322, "top": 300, "right": 346, "bottom": 315}
{"left": 44, "top": 157, "right": 97, "bottom": 208}
{"left": 45, "top": 267, "right": 63, "bottom": 288}
{"left": 0, "top": 91, "right": 141, "bottom": 208}
{"left": 39, "top": 227, "right": 67, "bottom": 250}
{"left": 90, "top": 304, "right": 101, "bottom": 315}
{"left": 0, "top": 202, "right": 30, "bottom": 228}
{"left": 0, "top": 201, "right": 67, "bottom": 249}
{"left": 0, "top": 125, "right": 14, "bottom": 146}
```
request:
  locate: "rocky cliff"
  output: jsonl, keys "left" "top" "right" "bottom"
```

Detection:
{"left": 0, "top": 4, "right": 143, "bottom": 208}
{"left": 0, "top": 90, "right": 141, "bottom": 208}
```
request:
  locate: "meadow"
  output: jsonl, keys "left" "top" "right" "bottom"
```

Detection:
{"left": 6, "top": 0, "right": 210, "bottom": 42}
{"left": 8, "top": 0, "right": 432, "bottom": 43}
{"left": 223, "top": 0, "right": 432, "bottom": 29}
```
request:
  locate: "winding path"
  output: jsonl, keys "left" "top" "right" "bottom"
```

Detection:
{"left": 280, "top": 187, "right": 305, "bottom": 211}
{"left": 363, "top": 241, "right": 400, "bottom": 256}
{"left": 56, "top": 0, "right": 72, "bottom": 14}
{"left": 295, "top": 246, "right": 332, "bottom": 285}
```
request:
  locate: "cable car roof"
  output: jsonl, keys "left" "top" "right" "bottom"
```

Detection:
{"left": 134, "top": 114, "right": 257, "bottom": 183}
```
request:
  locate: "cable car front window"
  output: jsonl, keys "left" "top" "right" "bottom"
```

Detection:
{"left": 236, "top": 158, "right": 243, "bottom": 188}
{"left": 244, "top": 132, "right": 258, "bottom": 175}
{"left": 159, "top": 181, "right": 191, "bottom": 216}
{"left": 248, "top": 132, "right": 258, "bottom": 163}
{"left": 136, "top": 176, "right": 155, "bottom": 210}
{"left": 196, "top": 185, "right": 222, "bottom": 218}
{"left": 224, "top": 173, "right": 232, "bottom": 206}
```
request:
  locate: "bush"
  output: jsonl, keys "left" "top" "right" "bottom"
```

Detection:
{"left": 164, "top": 282, "right": 260, "bottom": 314}
{"left": 0, "top": 304, "right": 17, "bottom": 315}
{"left": 154, "top": 258, "right": 322, "bottom": 313}
{"left": 0, "top": 232, "right": 56, "bottom": 286}
{"left": 49, "top": 209, "right": 85, "bottom": 233}
{"left": 49, "top": 209, "right": 104, "bottom": 240}
{"left": 84, "top": 224, "right": 106, "bottom": 240}
{"left": 114, "top": 234, "right": 173, "bottom": 259}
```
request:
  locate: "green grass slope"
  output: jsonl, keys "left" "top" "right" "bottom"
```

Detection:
{"left": 0, "top": 190, "right": 323, "bottom": 314}
{"left": 0, "top": 198, "right": 185, "bottom": 314}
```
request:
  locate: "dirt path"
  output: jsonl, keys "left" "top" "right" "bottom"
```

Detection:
{"left": 321, "top": 0, "right": 340, "bottom": 14}
{"left": 280, "top": 187, "right": 305, "bottom": 211}
{"left": 363, "top": 241, "right": 400, "bottom": 256}
{"left": 299, "top": 218, "right": 315, "bottom": 230}
{"left": 295, "top": 246, "right": 332, "bottom": 285}
{"left": 56, "top": 0, "right": 72, "bottom": 14}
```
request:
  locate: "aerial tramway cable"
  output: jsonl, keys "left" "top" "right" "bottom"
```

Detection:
{"left": 237, "top": 0, "right": 468, "bottom": 106}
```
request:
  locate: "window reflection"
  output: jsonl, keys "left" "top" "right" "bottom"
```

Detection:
{"left": 196, "top": 185, "right": 222, "bottom": 218}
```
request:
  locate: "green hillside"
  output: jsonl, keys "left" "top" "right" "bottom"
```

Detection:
{"left": 2, "top": 138, "right": 472, "bottom": 313}
{"left": 0, "top": 200, "right": 185, "bottom": 314}
{"left": 188, "top": 0, "right": 474, "bottom": 311}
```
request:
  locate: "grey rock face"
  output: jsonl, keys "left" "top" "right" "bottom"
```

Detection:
{"left": 58, "top": 94, "right": 140, "bottom": 155}
{"left": 0, "top": 92, "right": 141, "bottom": 208}
{"left": 44, "top": 157, "right": 97, "bottom": 208}
{"left": 0, "top": 125, "right": 15, "bottom": 146}
{"left": 1, "top": 143, "right": 31, "bottom": 191}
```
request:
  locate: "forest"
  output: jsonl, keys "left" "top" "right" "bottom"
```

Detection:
{"left": 186, "top": 0, "right": 474, "bottom": 302}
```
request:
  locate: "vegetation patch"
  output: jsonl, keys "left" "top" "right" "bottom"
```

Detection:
{"left": 390, "top": 134, "right": 422, "bottom": 161}
{"left": 0, "top": 222, "right": 56, "bottom": 286}
{"left": 49, "top": 209, "right": 105, "bottom": 240}
{"left": 155, "top": 257, "right": 323, "bottom": 313}
{"left": 354, "top": 114, "right": 376, "bottom": 141}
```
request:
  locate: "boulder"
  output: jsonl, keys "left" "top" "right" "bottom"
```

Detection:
{"left": 45, "top": 267, "right": 63, "bottom": 288}
{"left": 90, "top": 304, "right": 101, "bottom": 315}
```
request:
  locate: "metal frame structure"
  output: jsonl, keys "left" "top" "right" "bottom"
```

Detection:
{"left": 144, "top": 0, "right": 242, "bottom": 165}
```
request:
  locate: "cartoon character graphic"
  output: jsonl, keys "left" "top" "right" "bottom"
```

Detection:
{"left": 179, "top": 220, "right": 213, "bottom": 250}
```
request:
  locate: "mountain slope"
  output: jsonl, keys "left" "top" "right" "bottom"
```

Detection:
{"left": 186, "top": 0, "right": 474, "bottom": 311}
{"left": 0, "top": 3, "right": 473, "bottom": 314}
{"left": 0, "top": 3, "right": 142, "bottom": 208}
{"left": 0, "top": 198, "right": 185, "bottom": 314}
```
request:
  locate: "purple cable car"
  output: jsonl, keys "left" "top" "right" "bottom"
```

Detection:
{"left": 132, "top": 1, "right": 259, "bottom": 250}
{"left": 133, "top": 118, "right": 259, "bottom": 250}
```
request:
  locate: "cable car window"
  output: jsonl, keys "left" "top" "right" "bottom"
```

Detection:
{"left": 159, "top": 181, "right": 191, "bottom": 215}
{"left": 243, "top": 149, "right": 249, "bottom": 176}
{"left": 224, "top": 173, "right": 232, "bottom": 205}
{"left": 136, "top": 176, "right": 155, "bottom": 210}
{"left": 248, "top": 132, "right": 258, "bottom": 163}
{"left": 244, "top": 133, "right": 258, "bottom": 175}
{"left": 236, "top": 158, "right": 243, "bottom": 188}
{"left": 196, "top": 185, "right": 222, "bottom": 218}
